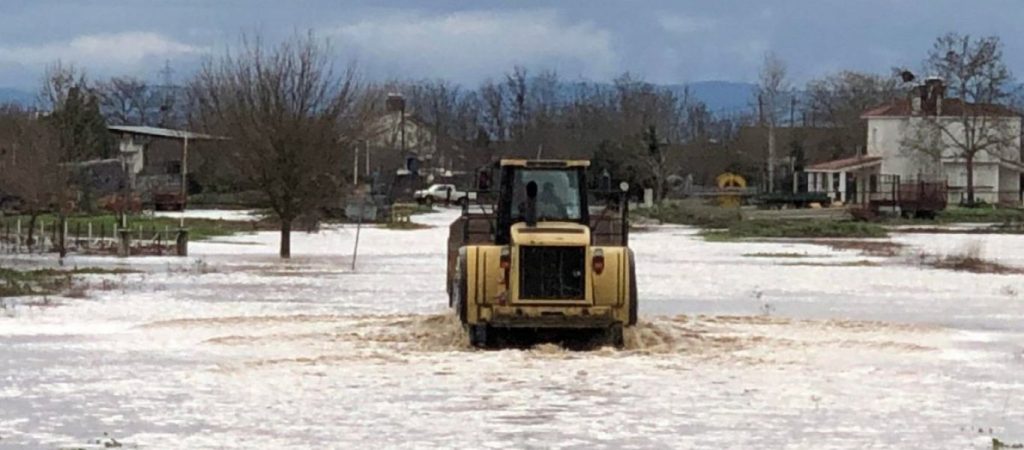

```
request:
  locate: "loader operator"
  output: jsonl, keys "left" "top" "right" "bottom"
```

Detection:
{"left": 537, "top": 181, "right": 568, "bottom": 220}
{"left": 517, "top": 180, "right": 569, "bottom": 222}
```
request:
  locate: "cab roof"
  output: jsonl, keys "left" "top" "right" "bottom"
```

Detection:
{"left": 499, "top": 159, "right": 590, "bottom": 168}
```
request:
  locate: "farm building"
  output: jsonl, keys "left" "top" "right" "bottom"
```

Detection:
{"left": 806, "top": 79, "right": 1023, "bottom": 207}
{"left": 107, "top": 125, "right": 222, "bottom": 209}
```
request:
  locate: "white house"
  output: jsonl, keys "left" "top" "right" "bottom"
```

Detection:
{"left": 807, "top": 80, "right": 1023, "bottom": 206}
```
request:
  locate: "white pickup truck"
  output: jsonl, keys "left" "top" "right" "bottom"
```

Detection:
{"left": 413, "top": 184, "right": 476, "bottom": 205}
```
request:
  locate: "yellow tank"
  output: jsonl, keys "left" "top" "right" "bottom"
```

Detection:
{"left": 716, "top": 172, "right": 747, "bottom": 207}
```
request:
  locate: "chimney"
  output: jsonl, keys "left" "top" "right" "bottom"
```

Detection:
{"left": 385, "top": 93, "right": 406, "bottom": 113}
{"left": 924, "top": 77, "right": 944, "bottom": 115}
{"left": 910, "top": 85, "right": 924, "bottom": 115}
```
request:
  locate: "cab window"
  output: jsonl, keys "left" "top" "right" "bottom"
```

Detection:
{"left": 511, "top": 169, "right": 582, "bottom": 222}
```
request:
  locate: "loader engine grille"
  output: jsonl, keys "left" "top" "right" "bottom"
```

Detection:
{"left": 519, "top": 246, "right": 585, "bottom": 300}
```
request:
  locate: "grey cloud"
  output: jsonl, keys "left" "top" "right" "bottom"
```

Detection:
{"left": 330, "top": 9, "right": 618, "bottom": 84}
{"left": 0, "top": 0, "right": 1022, "bottom": 89}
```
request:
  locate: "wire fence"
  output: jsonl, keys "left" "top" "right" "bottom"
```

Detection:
{"left": 0, "top": 218, "right": 179, "bottom": 256}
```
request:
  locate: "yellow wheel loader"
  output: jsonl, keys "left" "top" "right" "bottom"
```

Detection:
{"left": 447, "top": 159, "right": 637, "bottom": 348}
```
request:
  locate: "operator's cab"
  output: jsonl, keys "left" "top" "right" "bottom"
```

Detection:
{"left": 495, "top": 160, "right": 589, "bottom": 244}
{"left": 447, "top": 159, "right": 637, "bottom": 349}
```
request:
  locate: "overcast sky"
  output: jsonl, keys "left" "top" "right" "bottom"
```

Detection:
{"left": 1, "top": 0, "right": 1022, "bottom": 89}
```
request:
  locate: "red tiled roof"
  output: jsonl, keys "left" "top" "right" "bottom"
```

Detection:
{"left": 862, "top": 98, "right": 1019, "bottom": 118}
{"left": 805, "top": 155, "right": 881, "bottom": 172}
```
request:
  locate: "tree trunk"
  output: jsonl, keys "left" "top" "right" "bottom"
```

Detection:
{"left": 655, "top": 169, "right": 665, "bottom": 205}
{"left": 279, "top": 218, "right": 292, "bottom": 259}
{"left": 965, "top": 154, "right": 975, "bottom": 206}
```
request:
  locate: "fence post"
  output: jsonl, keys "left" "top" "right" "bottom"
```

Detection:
{"left": 117, "top": 227, "right": 132, "bottom": 257}
{"left": 60, "top": 217, "right": 67, "bottom": 257}
{"left": 175, "top": 228, "right": 189, "bottom": 256}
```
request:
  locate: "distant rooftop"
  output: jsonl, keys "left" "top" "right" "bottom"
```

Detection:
{"left": 862, "top": 99, "right": 1019, "bottom": 118}
{"left": 107, "top": 125, "right": 223, "bottom": 140}
{"left": 805, "top": 155, "right": 881, "bottom": 172}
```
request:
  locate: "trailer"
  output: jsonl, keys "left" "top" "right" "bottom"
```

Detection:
{"left": 867, "top": 175, "right": 948, "bottom": 219}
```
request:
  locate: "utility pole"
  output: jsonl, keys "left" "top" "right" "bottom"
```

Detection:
{"left": 400, "top": 100, "right": 406, "bottom": 156}
{"left": 352, "top": 144, "right": 359, "bottom": 185}
{"left": 760, "top": 93, "right": 775, "bottom": 193}
{"left": 768, "top": 121, "right": 776, "bottom": 193}
{"left": 790, "top": 96, "right": 796, "bottom": 127}
{"left": 180, "top": 136, "right": 188, "bottom": 228}
{"left": 757, "top": 94, "right": 765, "bottom": 125}
{"left": 159, "top": 60, "right": 175, "bottom": 127}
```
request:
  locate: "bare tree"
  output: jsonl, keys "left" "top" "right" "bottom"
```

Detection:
{"left": 612, "top": 74, "right": 685, "bottom": 203}
{"left": 39, "top": 63, "right": 112, "bottom": 161}
{"left": 756, "top": 52, "right": 790, "bottom": 192}
{"left": 37, "top": 63, "right": 110, "bottom": 256}
{"left": 406, "top": 79, "right": 462, "bottom": 170}
{"left": 188, "top": 33, "right": 364, "bottom": 258}
{"left": 0, "top": 105, "right": 65, "bottom": 253}
{"left": 96, "top": 76, "right": 166, "bottom": 126}
{"left": 506, "top": 66, "right": 529, "bottom": 146}
{"left": 805, "top": 71, "right": 900, "bottom": 140}
{"left": 525, "top": 70, "right": 563, "bottom": 158}
{"left": 901, "top": 33, "right": 1019, "bottom": 205}
{"left": 479, "top": 79, "right": 507, "bottom": 144}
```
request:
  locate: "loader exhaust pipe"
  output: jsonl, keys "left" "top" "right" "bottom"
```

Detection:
{"left": 525, "top": 181, "right": 538, "bottom": 227}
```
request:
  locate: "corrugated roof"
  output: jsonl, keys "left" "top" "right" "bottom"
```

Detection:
{"left": 108, "top": 125, "right": 223, "bottom": 140}
{"left": 805, "top": 155, "right": 881, "bottom": 172}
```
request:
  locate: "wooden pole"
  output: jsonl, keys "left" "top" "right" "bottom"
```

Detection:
{"left": 353, "top": 145, "right": 359, "bottom": 185}
{"left": 351, "top": 197, "right": 364, "bottom": 271}
{"left": 181, "top": 136, "right": 189, "bottom": 228}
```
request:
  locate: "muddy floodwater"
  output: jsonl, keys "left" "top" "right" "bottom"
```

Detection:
{"left": 2, "top": 210, "right": 1023, "bottom": 448}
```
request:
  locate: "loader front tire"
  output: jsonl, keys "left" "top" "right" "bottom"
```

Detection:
{"left": 469, "top": 324, "right": 490, "bottom": 348}
{"left": 607, "top": 324, "right": 624, "bottom": 348}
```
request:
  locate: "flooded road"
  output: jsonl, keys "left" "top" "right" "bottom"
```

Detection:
{"left": 2, "top": 210, "right": 1023, "bottom": 448}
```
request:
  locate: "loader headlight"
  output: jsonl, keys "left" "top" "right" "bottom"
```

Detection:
{"left": 499, "top": 246, "right": 511, "bottom": 286}
{"left": 592, "top": 248, "right": 605, "bottom": 275}
{"left": 499, "top": 246, "right": 511, "bottom": 270}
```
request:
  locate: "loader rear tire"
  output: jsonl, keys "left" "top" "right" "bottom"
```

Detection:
{"left": 628, "top": 249, "right": 638, "bottom": 326}
{"left": 456, "top": 256, "right": 468, "bottom": 324}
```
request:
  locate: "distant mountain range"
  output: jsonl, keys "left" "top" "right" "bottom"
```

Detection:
{"left": 0, "top": 88, "right": 35, "bottom": 107}
{"left": 0, "top": 80, "right": 759, "bottom": 114}
{"left": 675, "top": 81, "right": 757, "bottom": 115}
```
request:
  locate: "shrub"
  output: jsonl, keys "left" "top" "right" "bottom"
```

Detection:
{"left": 644, "top": 199, "right": 742, "bottom": 228}
{"left": 704, "top": 220, "right": 888, "bottom": 240}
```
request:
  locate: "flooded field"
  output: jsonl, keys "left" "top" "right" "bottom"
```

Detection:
{"left": 2, "top": 210, "right": 1023, "bottom": 448}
